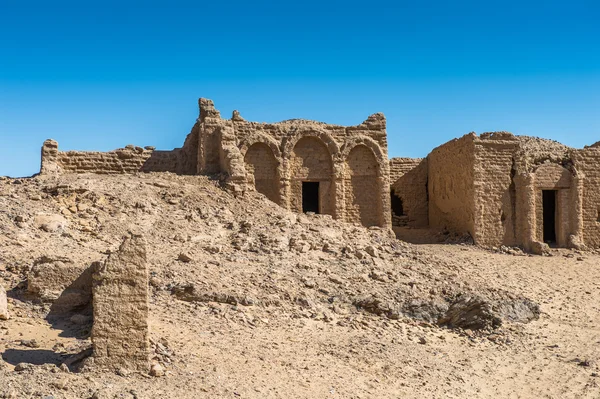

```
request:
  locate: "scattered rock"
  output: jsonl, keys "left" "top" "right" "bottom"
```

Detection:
{"left": 14, "top": 362, "right": 33, "bottom": 372}
{"left": 34, "top": 213, "right": 68, "bottom": 233}
{"left": 178, "top": 253, "right": 193, "bottom": 263}
{"left": 20, "top": 339, "right": 40, "bottom": 348}
{"left": 531, "top": 241, "right": 550, "bottom": 256}
{"left": 439, "top": 296, "right": 502, "bottom": 330}
{"left": 150, "top": 362, "right": 165, "bottom": 377}
{"left": 365, "top": 245, "right": 379, "bottom": 257}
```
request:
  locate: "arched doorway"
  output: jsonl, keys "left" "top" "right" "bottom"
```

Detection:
{"left": 345, "top": 145, "right": 381, "bottom": 226}
{"left": 244, "top": 143, "right": 280, "bottom": 204}
{"left": 290, "top": 136, "right": 334, "bottom": 215}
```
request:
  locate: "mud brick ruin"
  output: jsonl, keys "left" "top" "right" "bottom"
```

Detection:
{"left": 90, "top": 235, "right": 149, "bottom": 372}
{"left": 40, "top": 98, "right": 600, "bottom": 251}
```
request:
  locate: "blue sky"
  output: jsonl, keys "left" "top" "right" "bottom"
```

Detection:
{"left": 1, "top": 0, "right": 599, "bottom": 177}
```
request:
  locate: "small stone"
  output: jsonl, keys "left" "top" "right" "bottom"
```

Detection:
{"left": 70, "top": 314, "right": 92, "bottom": 325}
{"left": 14, "top": 362, "right": 33, "bottom": 372}
{"left": 150, "top": 363, "right": 165, "bottom": 377}
{"left": 20, "top": 339, "right": 40, "bottom": 348}
{"left": 302, "top": 279, "right": 316, "bottom": 288}
{"left": 418, "top": 337, "right": 427, "bottom": 345}
{"left": 149, "top": 276, "right": 162, "bottom": 288}
{"left": 204, "top": 245, "right": 222, "bottom": 254}
{"left": 178, "top": 253, "right": 193, "bottom": 263}
{"left": 365, "top": 245, "right": 379, "bottom": 257}
{"left": 329, "top": 275, "right": 343, "bottom": 285}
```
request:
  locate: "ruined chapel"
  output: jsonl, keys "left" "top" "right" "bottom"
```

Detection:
{"left": 40, "top": 98, "right": 600, "bottom": 251}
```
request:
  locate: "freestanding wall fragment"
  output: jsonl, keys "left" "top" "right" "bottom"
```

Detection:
{"left": 0, "top": 283, "right": 9, "bottom": 320}
{"left": 91, "top": 235, "right": 149, "bottom": 372}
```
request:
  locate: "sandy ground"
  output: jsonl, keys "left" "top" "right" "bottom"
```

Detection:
{"left": 1, "top": 174, "right": 599, "bottom": 398}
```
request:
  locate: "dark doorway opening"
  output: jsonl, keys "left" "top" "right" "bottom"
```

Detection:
{"left": 390, "top": 189, "right": 404, "bottom": 216}
{"left": 542, "top": 190, "right": 557, "bottom": 244}
{"left": 302, "top": 182, "right": 320, "bottom": 213}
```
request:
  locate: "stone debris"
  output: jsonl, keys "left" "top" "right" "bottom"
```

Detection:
{"left": 33, "top": 213, "right": 68, "bottom": 233}
{"left": 439, "top": 297, "right": 502, "bottom": 330}
{"left": 0, "top": 170, "right": 570, "bottom": 398}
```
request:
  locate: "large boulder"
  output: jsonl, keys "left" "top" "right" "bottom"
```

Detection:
{"left": 439, "top": 296, "right": 502, "bottom": 330}
{"left": 33, "top": 213, "right": 68, "bottom": 233}
{"left": 438, "top": 295, "right": 540, "bottom": 330}
{"left": 530, "top": 241, "right": 550, "bottom": 255}
{"left": 28, "top": 256, "right": 92, "bottom": 313}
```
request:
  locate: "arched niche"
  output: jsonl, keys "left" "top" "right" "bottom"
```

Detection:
{"left": 244, "top": 142, "right": 280, "bottom": 204}
{"left": 344, "top": 144, "right": 382, "bottom": 226}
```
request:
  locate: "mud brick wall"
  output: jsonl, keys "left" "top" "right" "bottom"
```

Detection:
{"left": 344, "top": 145, "right": 381, "bottom": 226}
{"left": 289, "top": 136, "right": 335, "bottom": 216}
{"left": 41, "top": 131, "right": 198, "bottom": 175}
{"left": 471, "top": 134, "right": 520, "bottom": 247}
{"left": 390, "top": 158, "right": 428, "bottom": 227}
{"left": 428, "top": 134, "right": 476, "bottom": 237}
{"left": 532, "top": 163, "right": 574, "bottom": 246}
{"left": 389, "top": 158, "right": 423, "bottom": 184}
{"left": 56, "top": 146, "right": 156, "bottom": 174}
{"left": 41, "top": 97, "right": 392, "bottom": 229}
{"left": 573, "top": 147, "right": 600, "bottom": 247}
{"left": 92, "top": 235, "right": 149, "bottom": 372}
{"left": 243, "top": 142, "right": 280, "bottom": 204}
{"left": 199, "top": 99, "right": 391, "bottom": 228}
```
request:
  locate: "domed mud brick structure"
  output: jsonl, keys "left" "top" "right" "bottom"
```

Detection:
{"left": 41, "top": 98, "right": 392, "bottom": 229}
{"left": 40, "top": 98, "right": 600, "bottom": 249}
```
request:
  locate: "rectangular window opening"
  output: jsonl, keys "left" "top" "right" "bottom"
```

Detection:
{"left": 302, "top": 182, "right": 320, "bottom": 214}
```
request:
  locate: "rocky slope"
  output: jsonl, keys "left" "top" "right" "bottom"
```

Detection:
{"left": 0, "top": 173, "right": 597, "bottom": 398}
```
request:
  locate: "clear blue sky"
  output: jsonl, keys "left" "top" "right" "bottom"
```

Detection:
{"left": 1, "top": 0, "right": 598, "bottom": 177}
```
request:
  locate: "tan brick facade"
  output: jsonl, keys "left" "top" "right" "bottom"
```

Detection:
{"left": 391, "top": 131, "right": 597, "bottom": 250}
{"left": 41, "top": 98, "right": 391, "bottom": 229}
{"left": 38, "top": 98, "right": 600, "bottom": 249}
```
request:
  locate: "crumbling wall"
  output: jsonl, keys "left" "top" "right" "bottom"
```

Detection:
{"left": 40, "top": 97, "right": 391, "bottom": 229}
{"left": 390, "top": 158, "right": 428, "bottom": 228}
{"left": 91, "top": 235, "right": 149, "bottom": 372}
{"left": 40, "top": 140, "right": 190, "bottom": 175}
{"left": 572, "top": 146, "right": 600, "bottom": 247}
{"left": 472, "top": 133, "right": 520, "bottom": 247}
{"left": 345, "top": 145, "right": 380, "bottom": 226}
{"left": 389, "top": 158, "right": 422, "bottom": 185}
{"left": 198, "top": 98, "right": 223, "bottom": 174}
{"left": 428, "top": 134, "right": 476, "bottom": 237}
